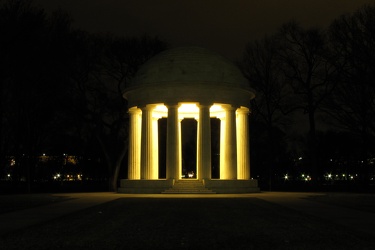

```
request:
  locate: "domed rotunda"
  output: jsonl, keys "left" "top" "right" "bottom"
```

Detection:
{"left": 119, "top": 47, "right": 259, "bottom": 193}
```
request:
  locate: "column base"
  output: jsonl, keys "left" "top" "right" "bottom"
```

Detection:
{"left": 118, "top": 179, "right": 260, "bottom": 194}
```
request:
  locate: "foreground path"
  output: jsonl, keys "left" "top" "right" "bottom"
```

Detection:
{"left": 0, "top": 192, "right": 120, "bottom": 235}
{"left": 0, "top": 192, "right": 374, "bottom": 237}
{"left": 259, "top": 192, "right": 375, "bottom": 236}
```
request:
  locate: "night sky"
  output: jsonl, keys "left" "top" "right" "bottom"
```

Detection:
{"left": 35, "top": 0, "right": 375, "bottom": 60}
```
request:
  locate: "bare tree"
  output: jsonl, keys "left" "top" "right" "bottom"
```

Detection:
{"left": 241, "top": 35, "right": 292, "bottom": 128}
{"left": 70, "top": 34, "right": 167, "bottom": 191}
{"left": 277, "top": 22, "right": 336, "bottom": 180}
{"left": 0, "top": 0, "right": 77, "bottom": 191}
{"left": 239, "top": 35, "right": 292, "bottom": 189}
{"left": 324, "top": 5, "right": 375, "bottom": 180}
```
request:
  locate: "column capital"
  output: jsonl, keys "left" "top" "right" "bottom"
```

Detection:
{"left": 128, "top": 106, "right": 141, "bottom": 114}
{"left": 198, "top": 102, "right": 212, "bottom": 108}
{"left": 221, "top": 104, "right": 238, "bottom": 111}
{"left": 236, "top": 106, "right": 250, "bottom": 115}
{"left": 141, "top": 104, "right": 157, "bottom": 111}
{"left": 165, "top": 102, "right": 179, "bottom": 108}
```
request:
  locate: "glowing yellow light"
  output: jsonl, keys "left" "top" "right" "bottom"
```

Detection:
{"left": 153, "top": 104, "right": 168, "bottom": 118}
{"left": 148, "top": 102, "right": 232, "bottom": 119}
{"left": 210, "top": 104, "right": 222, "bottom": 113}
{"left": 154, "top": 104, "right": 168, "bottom": 113}
{"left": 179, "top": 103, "right": 199, "bottom": 113}
{"left": 127, "top": 102, "right": 252, "bottom": 181}
{"left": 178, "top": 103, "right": 199, "bottom": 119}
{"left": 210, "top": 104, "right": 225, "bottom": 118}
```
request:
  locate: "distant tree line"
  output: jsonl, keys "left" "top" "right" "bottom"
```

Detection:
{"left": 1, "top": 0, "right": 375, "bottom": 192}
{"left": 0, "top": 0, "right": 166, "bottom": 192}
{"left": 240, "top": 4, "right": 375, "bottom": 190}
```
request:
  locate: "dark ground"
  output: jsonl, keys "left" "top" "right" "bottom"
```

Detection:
{"left": 0, "top": 193, "right": 375, "bottom": 250}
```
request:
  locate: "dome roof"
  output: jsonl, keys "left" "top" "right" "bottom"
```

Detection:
{"left": 124, "top": 47, "right": 254, "bottom": 107}
{"left": 130, "top": 46, "right": 249, "bottom": 88}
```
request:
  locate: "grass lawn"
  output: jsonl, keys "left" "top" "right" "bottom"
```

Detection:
{"left": 1, "top": 197, "right": 374, "bottom": 249}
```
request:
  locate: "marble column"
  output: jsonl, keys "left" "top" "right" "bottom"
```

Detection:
{"left": 140, "top": 104, "right": 158, "bottom": 179}
{"left": 166, "top": 104, "right": 180, "bottom": 180}
{"left": 152, "top": 116, "right": 159, "bottom": 178}
{"left": 220, "top": 104, "right": 237, "bottom": 179}
{"left": 219, "top": 116, "right": 226, "bottom": 179}
{"left": 127, "top": 107, "right": 141, "bottom": 179}
{"left": 236, "top": 107, "right": 250, "bottom": 179}
{"left": 178, "top": 118, "right": 182, "bottom": 179}
{"left": 197, "top": 104, "right": 211, "bottom": 180}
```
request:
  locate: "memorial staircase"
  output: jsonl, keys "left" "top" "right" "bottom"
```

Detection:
{"left": 162, "top": 180, "right": 216, "bottom": 194}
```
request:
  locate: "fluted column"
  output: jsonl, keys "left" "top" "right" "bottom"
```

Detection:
{"left": 140, "top": 104, "right": 158, "bottom": 179}
{"left": 219, "top": 116, "right": 226, "bottom": 179}
{"left": 128, "top": 107, "right": 141, "bottom": 179}
{"left": 236, "top": 107, "right": 250, "bottom": 179}
{"left": 166, "top": 104, "right": 180, "bottom": 180}
{"left": 152, "top": 116, "right": 159, "bottom": 178}
{"left": 178, "top": 118, "right": 182, "bottom": 179}
{"left": 220, "top": 104, "right": 237, "bottom": 179}
{"left": 197, "top": 104, "right": 211, "bottom": 180}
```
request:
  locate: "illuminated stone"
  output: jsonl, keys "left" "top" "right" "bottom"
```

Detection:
{"left": 119, "top": 47, "right": 259, "bottom": 193}
{"left": 220, "top": 104, "right": 237, "bottom": 179}
{"left": 236, "top": 107, "right": 250, "bottom": 180}
{"left": 197, "top": 104, "right": 211, "bottom": 180}
{"left": 127, "top": 107, "right": 141, "bottom": 179}
{"left": 166, "top": 104, "right": 180, "bottom": 180}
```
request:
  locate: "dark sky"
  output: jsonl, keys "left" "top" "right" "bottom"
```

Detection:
{"left": 36, "top": 0, "right": 374, "bottom": 60}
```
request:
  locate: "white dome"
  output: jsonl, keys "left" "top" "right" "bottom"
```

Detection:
{"left": 124, "top": 47, "right": 255, "bottom": 107}
{"left": 131, "top": 46, "right": 249, "bottom": 88}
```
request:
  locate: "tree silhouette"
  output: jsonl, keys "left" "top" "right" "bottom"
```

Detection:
{"left": 277, "top": 22, "right": 336, "bottom": 180}
{"left": 324, "top": 5, "right": 375, "bottom": 181}
{"left": 239, "top": 35, "right": 292, "bottom": 189}
{"left": 0, "top": 0, "right": 77, "bottom": 191}
{"left": 69, "top": 33, "right": 167, "bottom": 191}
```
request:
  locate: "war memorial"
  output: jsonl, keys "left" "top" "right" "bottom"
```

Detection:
{"left": 119, "top": 47, "right": 259, "bottom": 193}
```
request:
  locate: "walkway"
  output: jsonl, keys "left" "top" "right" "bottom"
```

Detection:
{"left": 1, "top": 192, "right": 374, "bottom": 237}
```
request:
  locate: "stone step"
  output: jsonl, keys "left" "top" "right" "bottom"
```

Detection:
{"left": 173, "top": 184, "right": 205, "bottom": 187}
{"left": 162, "top": 190, "right": 215, "bottom": 193}
{"left": 162, "top": 191, "right": 215, "bottom": 194}
{"left": 162, "top": 180, "right": 216, "bottom": 194}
